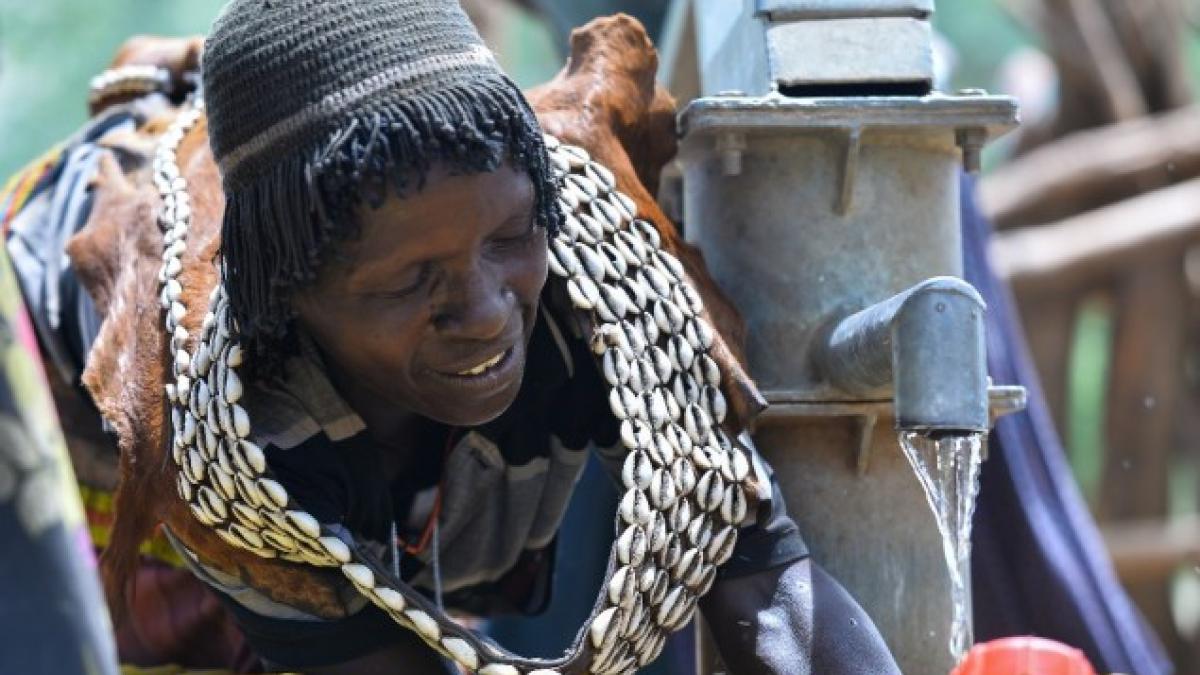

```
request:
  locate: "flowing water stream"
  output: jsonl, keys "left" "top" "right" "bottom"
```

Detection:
{"left": 898, "top": 430, "right": 986, "bottom": 661}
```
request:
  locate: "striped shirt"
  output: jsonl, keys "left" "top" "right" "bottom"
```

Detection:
{"left": 171, "top": 303, "right": 807, "bottom": 667}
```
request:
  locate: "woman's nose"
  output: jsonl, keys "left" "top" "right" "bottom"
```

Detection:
{"left": 432, "top": 267, "right": 513, "bottom": 341}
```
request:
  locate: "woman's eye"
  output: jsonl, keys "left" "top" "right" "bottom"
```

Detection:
{"left": 380, "top": 263, "right": 431, "bottom": 298}
{"left": 493, "top": 218, "right": 539, "bottom": 247}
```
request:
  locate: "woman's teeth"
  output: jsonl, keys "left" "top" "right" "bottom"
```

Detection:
{"left": 457, "top": 351, "right": 505, "bottom": 376}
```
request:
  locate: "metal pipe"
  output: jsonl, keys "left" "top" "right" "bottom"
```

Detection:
{"left": 815, "top": 276, "right": 989, "bottom": 431}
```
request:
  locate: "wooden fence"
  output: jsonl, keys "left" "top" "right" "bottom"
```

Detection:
{"left": 986, "top": 105, "right": 1200, "bottom": 671}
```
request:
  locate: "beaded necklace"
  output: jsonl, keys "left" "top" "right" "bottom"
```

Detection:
{"left": 154, "top": 98, "right": 752, "bottom": 675}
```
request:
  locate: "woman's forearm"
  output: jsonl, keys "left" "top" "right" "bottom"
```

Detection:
{"left": 699, "top": 557, "right": 900, "bottom": 675}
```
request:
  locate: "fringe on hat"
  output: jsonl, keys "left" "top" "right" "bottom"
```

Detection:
{"left": 219, "top": 75, "right": 561, "bottom": 379}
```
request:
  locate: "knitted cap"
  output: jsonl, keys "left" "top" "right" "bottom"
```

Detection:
{"left": 201, "top": 0, "right": 558, "bottom": 372}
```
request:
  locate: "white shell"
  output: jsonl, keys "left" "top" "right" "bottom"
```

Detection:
{"left": 181, "top": 413, "right": 197, "bottom": 445}
{"left": 619, "top": 419, "right": 651, "bottom": 451}
{"left": 224, "top": 369, "right": 243, "bottom": 404}
{"left": 576, "top": 244, "right": 607, "bottom": 281}
{"left": 608, "top": 387, "right": 629, "bottom": 420}
{"left": 165, "top": 278, "right": 182, "bottom": 303}
{"left": 404, "top": 609, "right": 441, "bottom": 641}
{"left": 639, "top": 566, "right": 658, "bottom": 594}
{"left": 646, "top": 512, "right": 669, "bottom": 554}
{"left": 650, "top": 388, "right": 672, "bottom": 426}
{"left": 231, "top": 523, "right": 264, "bottom": 550}
{"left": 597, "top": 284, "right": 629, "bottom": 322}
{"left": 628, "top": 220, "right": 660, "bottom": 254}
{"left": 721, "top": 483, "right": 748, "bottom": 525}
{"left": 262, "top": 530, "right": 297, "bottom": 553}
{"left": 669, "top": 499, "right": 692, "bottom": 534}
{"left": 174, "top": 349, "right": 191, "bottom": 374}
{"left": 234, "top": 440, "right": 266, "bottom": 475}
{"left": 686, "top": 511, "right": 710, "bottom": 550}
{"left": 374, "top": 586, "right": 406, "bottom": 612}
{"left": 657, "top": 532, "right": 682, "bottom": 570}
{"left": 622, "top": 451, "right": 653, "bottom": 491}
{"left": 590, "top": 606, "right": 620, "bottom": 649}
{"left": 590, "top": 198, "right": 623, "bottom": 231}
{"left": 616, "top": 524, "right": 647, "bottom": 566}
{"left": 619, "top": 325, "right": 647, "bottom": 362}
{"left": 656, "top": 251, "right": 687, "bottom": 283}
{"left": 707, "top": 525, "right": 736, "bottom": 565}
{"left": 585, "top": 161, "right": 616, "bottom": 191}
{"left": 193, "top": 343, "right": 211, "bottom": 377}
{"left": 655, "top": 585, "right": 685, "bottom": 627}
{"left": 232, "top": 404, "right": 251, "bottom": 438}
{"left": 695, "top": 470, "right": 725, "bottom": 512}
{"left": 641, "top": 266, "right": 671, "bottom": 299}
{"left": 671, "top": 457, "right": 698, "bottom": 497}
{"left": 177, "top": 473, "right": 193, "bottom": 502}
{"left": 236, "top": 474, "right": 265, "bottom": 509}
{"left": 198, "top": 486, "right": 227, "bottom": 521}
{"left": 675, "top": 548, "right": 705, "bottom": 588}
{"left": 652, "top": 568, "right": 674, "bottom": 605}
{"left": 668, "top": 335, "right": 695, "bottom": 372}
{"left": 560, "top": 143, "right": 590, "bottom": 168}
{"left": 602, "top": 349, "right": 631, "bottom": 388}
{"left": 653, "top": 299, "right": 685, "bottom": 335}
{"left": 567, "top": 275, "right": 599, "bottom": 310}
{"left": 259, "top": 478, "right": 289, "bottom": 509}
{"left": 216, "top": 528, "right": 247, "bottom": 551}
{"left": 612, "top": 191, "right": 637, "bottom": 220}
{"left": 703, "top": 385, "right": 728, "bottom": 424}
{"left": 726, "top": 446, "right": 751, "bottom": 483}
{"left": 194, "top": 379, "right": 211, "bottom": 414}
{"left": 211, "top": 465, "right": 236, "bottom": 501}
{"left": 683, "top": 404, "right": 713, "bottom": 444}
{"left": 441, "top": 637, "right": 478, "bottom": 669}
{"left": 608, "top": 565, "right": 637, "bottom": 607}
{"left": 231, "top": 502, "right": 264, "bottom": 528}
{"left": 549, "top": 238, "right": 580, "bottom": 277}
{"left": 319, "top": 536, "right": 351, "bottom": 563}
{"left": 287, "top": 510, "right": 322, "bottom": 539}
{"left": 189, "top": 503, "right": 213, "bottom": 527}
{"left": 648, "top": 467, "right": 677, "bottom": 510}
{"left": 649, "top": 347, "right": 672, "bottom": 384}
{"left": 577, "top": 211, "right": 604, "bottom": 241}
{"left": 342, "top": 563, "right": 374, "bottom": 588}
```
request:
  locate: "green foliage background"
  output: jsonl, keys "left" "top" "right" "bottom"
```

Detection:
{"left": 6, "top": 0, "right": 1200, "bottom": 181}
{"left": 0, "top": 0, "right": 561, "bottom": 179}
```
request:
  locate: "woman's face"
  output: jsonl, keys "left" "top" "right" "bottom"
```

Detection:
{"left": 295, "top": 163, "right": 548, "bottom": 429}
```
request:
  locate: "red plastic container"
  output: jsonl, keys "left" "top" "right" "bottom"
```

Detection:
{"left": 951, "top": 637, "right": 1099, "bottom": 675}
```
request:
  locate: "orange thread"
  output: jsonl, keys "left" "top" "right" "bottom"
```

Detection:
{"left": 396, "top": 429, "right": 457, "bottom": 556}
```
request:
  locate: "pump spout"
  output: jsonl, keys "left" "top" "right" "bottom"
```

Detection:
{"left": 815, "top": 276, "right": 989, "bottom": 432}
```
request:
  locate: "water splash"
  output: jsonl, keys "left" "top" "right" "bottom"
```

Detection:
{"left": 898, "top": 430, "right": 985, "bottom": 661}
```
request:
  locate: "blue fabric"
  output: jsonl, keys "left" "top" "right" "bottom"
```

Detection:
{"left": 0, "top": 248, "right": 119, "bottom": 675}
{"left": 6, "top": 110, "right": 133, "bottom": 385}
{"left": 962, "top": 174, "right": 1172, "bottom": 674}
{"left": 486, "top": 455, "right": 695, "bottom": 675}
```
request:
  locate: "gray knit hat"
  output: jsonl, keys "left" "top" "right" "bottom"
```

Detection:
{"left": 202, "top": 0, "right": 558, "bottom": 372}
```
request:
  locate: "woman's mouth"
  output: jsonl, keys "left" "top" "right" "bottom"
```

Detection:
{"left": 455, "top": 350, "right": 507, "bottom": 377}
{"left": 434, "top": 346, "right": 518, "bottom": 385}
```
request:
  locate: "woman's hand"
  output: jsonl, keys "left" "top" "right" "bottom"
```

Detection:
{"left": 700, "top": 557, "right": 901, "bottom": 675}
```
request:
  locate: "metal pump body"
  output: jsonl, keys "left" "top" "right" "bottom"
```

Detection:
{"left": 675, "top": 1, "right": 1021, "bottom": 672}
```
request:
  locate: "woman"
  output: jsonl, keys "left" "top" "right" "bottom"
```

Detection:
{"left": 72, "top": 0, "right": 902, "bottom": 672}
